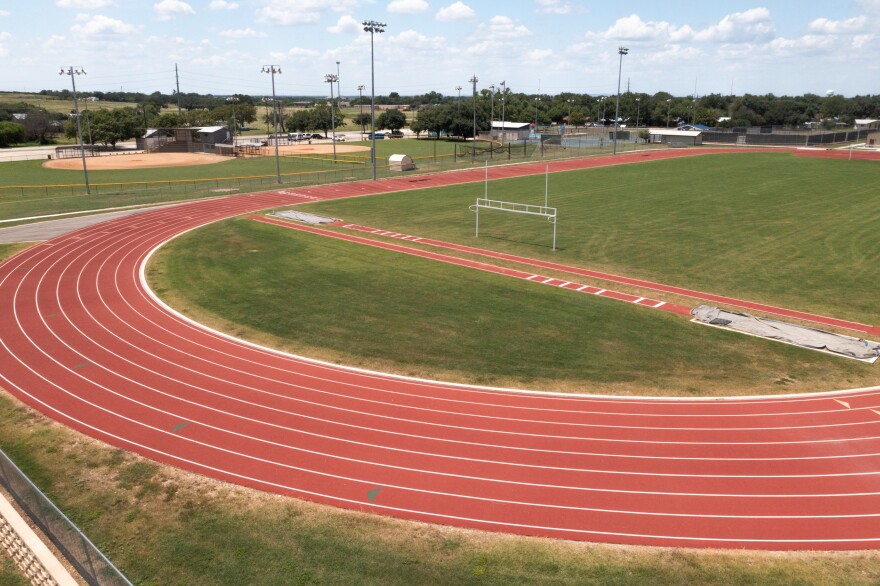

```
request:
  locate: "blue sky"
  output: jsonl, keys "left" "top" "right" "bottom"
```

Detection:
{"left": 2, "top": 0, "right": 879, "bottom": 98}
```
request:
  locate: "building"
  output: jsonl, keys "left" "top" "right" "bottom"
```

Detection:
{"left": 648, "top": 128, "right": 703, "bottom": 146}
{"left": 491, "top": 121, "right": 532, "bottom": 141}
{"left": 855, "top": 119, "right": 879, "bottom": 131}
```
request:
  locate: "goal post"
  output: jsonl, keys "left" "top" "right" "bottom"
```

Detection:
{"left": 469, "top": 198, "right": 557, "bottom": 250}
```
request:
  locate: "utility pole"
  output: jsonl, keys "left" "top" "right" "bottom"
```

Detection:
{"left": 499, "top": 80, "right": 506, "bottom": 144}
{"left": 489, "top": 84, "right": 495, "bottom": 140}
{"left": 357, "top": 84, "right": 365, "bottom": 133}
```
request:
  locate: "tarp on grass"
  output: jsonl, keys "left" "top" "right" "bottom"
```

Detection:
{"left": 270, "top": 210, "right": 339, "bottom": 225}
{"left": 691, "top": 305, "right": 880, "bottom": 362}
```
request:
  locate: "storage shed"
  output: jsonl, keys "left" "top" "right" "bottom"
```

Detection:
{"left": 388, "top": 154, "right": 415, "bottom": 172}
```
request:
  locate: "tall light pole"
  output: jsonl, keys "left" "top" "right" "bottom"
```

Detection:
{"left": 456, "top": 85, "right": 462, "bottom": 113}
{"left": 336, "top": 61, "right": 341, "bottom": 104}
{"left": 601, "top": 96, "right": 607, "bottom": 125}
{"left": 261, "top": 65, "right": 282, "bottom": 184}
{"left": 635, "top": 97, "right": 640, "bottom": 130}
{"left": 595, "top": 97, "right": 600, "bottom": 125}
{"left": 691, "top": 98, "right": 699, "bottom": 126}
{"left": 612, "top": 46, "right": 628, "bottom": 155}
{"left": 325, "top": 73, "right": 338, "bottom": 161}
{"left": 469, "top": 75, "right": 478, "bottom": 161}
{"left": 228, "top": 95, "right": 239, "bottom": 145}
{"left": 534, "top": 96, "right": 540, "bottom": 128}
{"left": 363, "top": 20, "right": 386, "bottom": 181}
{"left": 489, "top": 84, "right": 495, "bottom": 139}
{"left": 666, "top": 98, "right": 672, "bottom": 128}
{"left": 59, "top": 66, "right": 90, "bottom": 194}
{"left": 357, "top": 84, "right": 365, "bottom": 133}
{"left": 499, "top": 80, "right": 506, "bottom": 144}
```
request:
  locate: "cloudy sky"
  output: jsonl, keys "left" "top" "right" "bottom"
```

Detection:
{"left": 2, "top": 0, "right": 878, "bottom": 99}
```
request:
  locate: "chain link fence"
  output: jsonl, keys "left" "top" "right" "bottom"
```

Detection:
{"left": 0, "top": 449, "right": 131, "bottom": 586}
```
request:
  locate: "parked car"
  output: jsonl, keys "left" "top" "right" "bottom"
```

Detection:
{"left": 367, "top": 132, "right": 385, "bottom": 139}
{"left": 332, "top": 135, "right": 346, "bottom": 141}
{"left": 310, "top": 133, "right": 324, "bottom": 139}
{"left": 388, "top": 130, "right": 404, "bottom": 138}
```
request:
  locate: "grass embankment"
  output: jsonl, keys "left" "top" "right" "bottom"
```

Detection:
{"left": 149, "top": 155, "right": 880, "bottom": 396}
{"left": 3, "top": 390, "right": 880, "bottom": 585}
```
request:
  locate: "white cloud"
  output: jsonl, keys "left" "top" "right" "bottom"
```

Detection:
{"left": 484, "top": 15, "right": 531, "bottom": 38}
{"left": 256, "top": 0, "right": 328, "bottom": 25}
{"left": 219, "top": 28, "right": 266, "bottom": 39}
{"left": 56, "top": 0, "right": 115, "bottom": 8}
{"left": 534, "top": 0, "right": 585, "bottom": 16}
{"left": 390, "top": 29, "right": 447, "bottom": 52}
{"left": 388, "top": 0, "right": 429, "bottom": 14}
{"left": 271, "top": 47, "right": 320, "bottom": 61}
{"left": 593, "top": 10, "right": 775, "bottom": 44}
{"left": 436, "top": 1, "right": 475, "bottom": 22}
{"left": 856, "top": 0, "right": 880, "bottom": 12}
{"left": 70, "top": 14, "right": 137, "bottom": 36}
{"left": 524, "top": 48, "right": 553, "bottom": 61}
{"left": 808, "top": 16, "right": 869, "bottom": 34}
{"left": 209, "top": 0, "right": 238, "bottom": 9}
{"left": 0, "top": 10, "right": 10, "bottom": 16}
{"left": 154, "top": 0, "right": 195, "bottom": 21}
{"left": 327, "top": 15, "right": 361, "bottom": 34}
{"left": 0, "top": 33, "right": 8, "bottom": 58}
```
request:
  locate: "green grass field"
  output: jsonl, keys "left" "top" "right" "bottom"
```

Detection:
{"left": 149, "top": 153, "right": 880, "bottom": 396}
{"left": 0, "top": 91, "right": 134, "bottom": 114}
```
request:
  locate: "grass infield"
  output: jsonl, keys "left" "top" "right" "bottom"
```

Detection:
{"left": 150, "top": 153, "right": 880, "bottom": 396}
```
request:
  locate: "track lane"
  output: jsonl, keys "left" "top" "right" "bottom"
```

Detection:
{"left": 2, "top": 149, "right": 880, "bottom": 549}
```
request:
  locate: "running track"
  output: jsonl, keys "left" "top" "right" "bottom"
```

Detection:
{"left": 2, "top": 148, "right": 880, "bottom": 551}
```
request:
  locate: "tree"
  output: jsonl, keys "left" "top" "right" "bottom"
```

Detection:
{"left": 352, "top": 113, "right": 371, "bottom": 133}
{"left": 0, "top": 121, "right": 26, "bottom": 147}
{"left": 22, "top": 110, "right": 55, "bottom": 143}
{"left": 376, "top": 109, "right": 406, "bottom": 131}
{"left": 308, "top": 104, "right": 344, "bottom": 136}
{"left": 569, "top": 111, "right": 586, "bottom": 127}
{"left": 638, "top": 129, "right": 651, "bottom": 143}
{"left": 79, "top": 108, "right": 140, "bottom": 147}
{"left": 285, "top": 110, "right": 312, "bottom": 133}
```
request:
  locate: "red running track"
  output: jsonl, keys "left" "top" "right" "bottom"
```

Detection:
{"left": 2, "top": 150, "right": 880, "bottom": 551}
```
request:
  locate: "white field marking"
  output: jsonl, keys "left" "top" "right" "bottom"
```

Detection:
{"left": 347, "top": 217, "right": 878, "bottom": 333}
{"left": 577, "top": 285, "right": 590, "bottom": 291}
{"left": 6, "top": 373, "right": 880, "bottom": 546}
{"left": 559, "top": 282, "right": 571, "bottom": 288}
{"left": 412, "top": 238, "right": 422, "bottom": 242}
{"left": 595, "top": 289, "right": 607, "bottom": 295}
{"left": 654, "top": 301, "right": 667, "bottom": 309}
{"left": 634, "top": 297, "right": 645, "bottom": 303}
{"left": 32, "top": 242, "right": 880, "bottom": 482}
{"left": 526, "top": 275, "right": 539, "bottom": 281}
{"left": 542, "top": 277, "right": 555, "bottom": 284}
{"left": 836, "top": 400, "right": 852, "bottom": 409}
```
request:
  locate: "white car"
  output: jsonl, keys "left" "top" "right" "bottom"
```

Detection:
{"left": 332, "top": 135, "right": 346, "bottom": 141}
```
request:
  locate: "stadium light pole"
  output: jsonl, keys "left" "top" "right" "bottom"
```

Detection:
{"left": 456, "top": 85, "right": 462, "bottom": 113}
{"left": 691, "top": 98, "right": 699, "bottom": 125}
{"left": 59, "top": 66, "right": 90, "bottom": 194}
{"left": 363, "top": 20, "right": 386, "bottom": 181}
{"left": 489, "top": 84, "right": 495, "bottom": 140}
{"left": 325, "top": 73, "right": 338, "bottom": 161}
{"left": 635, "top": 97, "right": 640, "bottom": 130}
{"left": 613, "top": 46, "right": 628, "bottom": 155}
{"left": 469, "top": 75, "right": 478, "bottom": 161}
{"left": 357, "top": 84, "right": 365, "bottom": 134}
{"left": 601, "top": 96, "right": 607, "bottom": 124}
{"left": 336, "top": 60, "right": 341, "bottom": 103}
{"left": 666, "top": 98, "right": 672, "bottom": 128}
{"left": 499, "top": 80, "right": 506, "bottom": 144}
{"left": 534, "top": 96, "right": 540, "bottom": 127}
{"left": 261, "top": 65, "right": 282, "bottom": 184}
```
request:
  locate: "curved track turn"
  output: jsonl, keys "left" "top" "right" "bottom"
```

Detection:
{"left": 2, "top": 149, "right": 880, "bottom": 550}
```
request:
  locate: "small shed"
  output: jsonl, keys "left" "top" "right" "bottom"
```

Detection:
{"left": 388, "top": 154, "right": 415, "bottom": 172}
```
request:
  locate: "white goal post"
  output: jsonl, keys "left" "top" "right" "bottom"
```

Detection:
{"left": 469, "top": 162, "right": 558, "bottom": 250}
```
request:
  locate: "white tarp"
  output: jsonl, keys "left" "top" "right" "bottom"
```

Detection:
{"left": 691, "top": 305, "right": 880, "bottom": 362}
{"left": 270, "top": 210, "right": 339, "bottom": 225}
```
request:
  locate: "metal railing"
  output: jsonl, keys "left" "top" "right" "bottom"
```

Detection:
{"left": 0, "top": 448, "right": 131, "bottom": 586}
